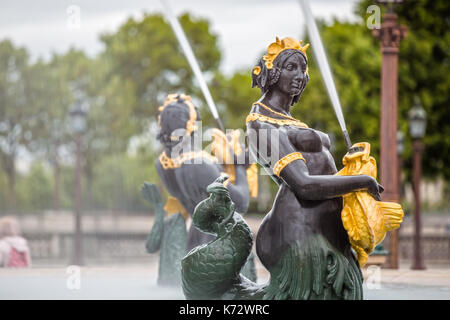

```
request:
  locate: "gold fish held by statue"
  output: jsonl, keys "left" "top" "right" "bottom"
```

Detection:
{"left": 336, "top": 142, "right": 404, "bottom": 266}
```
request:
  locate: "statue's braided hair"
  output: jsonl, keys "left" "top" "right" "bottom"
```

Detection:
{"left": 157, "top": 94, "right": 201, "bottom": 145}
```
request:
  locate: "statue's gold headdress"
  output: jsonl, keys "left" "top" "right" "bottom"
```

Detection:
{"left": 253, "top": 37, "right": 310, "bottom": 75}
{"left": 158, "top": 93, "right": 198, "bottom": 136}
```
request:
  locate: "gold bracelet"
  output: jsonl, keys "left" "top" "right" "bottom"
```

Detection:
{"left": 272, "top": 152, "right": 306, "bottom": 177}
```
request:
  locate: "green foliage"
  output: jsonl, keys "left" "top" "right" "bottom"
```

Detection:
{"left": 0, "top": 153, "right": 158, "bottom": 213}
{"left": 0, "top": 39, "right": 36, "bottom": 209}
{"left": 0, "top": 168, "right": 8, "bottom": 209}
{"left": 89, "top": 153, "right": 156, "bottom": 211}
{"left": 23, "top": 47, "right": 138, "bottom": 210}
{"left": 15, "top": 162, "right": 53, "bottom": 211}
{"left": 211, "top": 70, "right": 261, "bottom": 130}
{"left": 58, "top": 165, "right": 75, "bottom": 210}
{"left": 100, "top": 12, "right": 221, "bottom": 129}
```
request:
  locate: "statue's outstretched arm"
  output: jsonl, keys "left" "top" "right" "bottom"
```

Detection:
{"left": 249, "top": 123, "right": 382, "bottom": 202}
{"left": 142, "top": 183, "right": 165, "bottom": 253}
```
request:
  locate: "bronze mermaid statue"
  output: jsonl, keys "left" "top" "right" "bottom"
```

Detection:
{"left": 181, "top": 37, "right": 403, "bottom": 300}
{"left": 145, "top": 94, "right": 257, "bottom": 286}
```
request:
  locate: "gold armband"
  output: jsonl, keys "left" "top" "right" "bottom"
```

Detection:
{"left": 272, "top": 152, "right": 306, "bottom": 177}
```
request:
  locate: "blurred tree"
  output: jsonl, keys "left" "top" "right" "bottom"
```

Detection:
{"left": 0, "top": 167, "right": 8, "bottom": 209}
{"left": 100, "top": 12, "right": 221, "bottom": 131}
{"left": 59, "top": 164, "right": 75, "bottom": 210}
{"left": 25, "top": 57, "right": 70, "bottom": 211}
{"left": 90, "top": 153, "right": 156, "bottom": 212}
{"left": 26, "top": 49, "right": 137, "bottom": 211}
{"left": 211, "top": 70, "right": 260, "bottom": 130}
{"left": 15, "top": 161, "right": 53, "bottom": 211}
{"left": 0, "top": 40, "right": 34, "bottom": 210}
{"left": 81, "top": 56, "right": 137, "bottom": 209}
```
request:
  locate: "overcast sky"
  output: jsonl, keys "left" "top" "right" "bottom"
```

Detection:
{"left": 0, "top": 0, "right": 361, "bottom": 74}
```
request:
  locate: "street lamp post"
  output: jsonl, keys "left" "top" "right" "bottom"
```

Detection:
{"left": 397, "top": 130, "right": 405, "bottom": 200}
{"left": 373, "top": 0, "right": 407, "bottom": 269}
{"left": 409, "top": 97, "right": 427, "bottom": 270}
{"left": 69, "top": 97, "right": 87, "bottom": 266}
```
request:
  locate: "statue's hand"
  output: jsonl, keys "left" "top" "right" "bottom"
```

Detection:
{"left": 348, "top": 146, "right": 364, "bottom": 154}
{"left": 366, "top": 176, "right": 383, "bottom": 201}
{"left": 378, "top": 183, "right": 385, "bottom": 194}
{"left": 141, "top": 182, "right": 164, "bottom": 210}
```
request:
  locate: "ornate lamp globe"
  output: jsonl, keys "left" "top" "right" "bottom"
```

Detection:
{"left": 408, "top": 98, "right": 427, "bottom": 139}
{"left": 69, "top": 102, "right": 87, "bottom": 134}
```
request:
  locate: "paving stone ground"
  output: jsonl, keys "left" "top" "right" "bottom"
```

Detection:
{"left": 0, "top": 260, "right": 449, "bottom": 300}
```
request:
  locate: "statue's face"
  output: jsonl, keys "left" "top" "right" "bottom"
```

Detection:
{"left": 276, "top": 53, "right": 307, "bottom": 96}
{"left": 158, "top": 105, "right": 190, "bottom": 147}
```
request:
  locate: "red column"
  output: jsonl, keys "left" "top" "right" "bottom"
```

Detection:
{"left": 373, "top": 12, "right": 406, "bottom": 269}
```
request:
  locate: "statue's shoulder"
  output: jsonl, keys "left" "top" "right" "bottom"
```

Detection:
{"left": 155, "top": 156, "right": 163, "bottom": 170}
{"left": 246, "top": 112, "right": 279, "bottom": 131}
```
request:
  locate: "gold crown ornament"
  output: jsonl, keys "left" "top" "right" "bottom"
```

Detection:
{"left": 253, "top": 37, "right": 310, "bottom": 75}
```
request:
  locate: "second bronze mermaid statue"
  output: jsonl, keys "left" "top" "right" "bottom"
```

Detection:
{"left": 144, "top": 94, "right": 258, "bottom": 287}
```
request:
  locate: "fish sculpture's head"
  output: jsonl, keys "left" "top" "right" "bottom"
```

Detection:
{"left": 192, "top": 175, "right": 235, "bottom": 235}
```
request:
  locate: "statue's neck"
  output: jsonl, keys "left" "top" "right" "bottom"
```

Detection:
{"left": 261, "top": 90, "right": 293, "bottom": 115}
